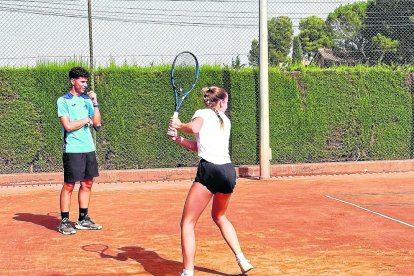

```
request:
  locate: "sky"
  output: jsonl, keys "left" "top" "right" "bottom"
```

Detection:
{"left": 0, "top": 0, "right": 361, "bottom": 67}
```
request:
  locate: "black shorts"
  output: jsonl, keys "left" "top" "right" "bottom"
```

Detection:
{"left": 63, "top": 152, "right": 99, "bottom": 183}
{"left": 195, "top": 159, "right": 237, "bottom": 194}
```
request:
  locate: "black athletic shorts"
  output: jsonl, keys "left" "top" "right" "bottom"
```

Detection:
{"left": 195, "top": 159, "right": 237, "bottom": 194}
{"left": 63, "top": 152, "right": 99, "bottom": 183}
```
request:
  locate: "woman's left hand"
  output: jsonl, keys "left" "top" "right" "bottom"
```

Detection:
{"left": 167, "top": 126, "right": 178, "bottom": 140}
{"left": 170, "top": 117, "right": 182, "bottom": 129}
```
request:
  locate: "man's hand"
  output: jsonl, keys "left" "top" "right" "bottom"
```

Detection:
{"left": 87, "top": 90, "right": 98, "bottom": 104}
{"left": 85, "top": 117, "right": 93, "bottom": 128}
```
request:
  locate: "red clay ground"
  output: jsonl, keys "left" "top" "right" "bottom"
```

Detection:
{"left": 1, "top": 172, "right": 414, "bottom": 275}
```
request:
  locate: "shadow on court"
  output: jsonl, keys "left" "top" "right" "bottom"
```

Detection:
{"left": 82, "top": 244, "right": 240, "bottom": 276}
{"left": 13, "top": 212, "right": 60, "bottom": 232}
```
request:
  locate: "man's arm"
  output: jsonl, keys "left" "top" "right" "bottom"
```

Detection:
{"left": 60, "top": 116, "right": 91, "bottom": 132}
{"left": 88, "top": 91, "right": 102, "bottom": 131}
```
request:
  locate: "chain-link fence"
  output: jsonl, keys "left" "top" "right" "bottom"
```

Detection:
{"left": 0, "top": 0, "right": 258, "bottom": 67}
{"left": 1, "top": 0, "right": 414, "bottom": 174}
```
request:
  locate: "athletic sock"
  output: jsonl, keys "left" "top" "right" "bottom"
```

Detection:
{"left": 235, "top": 252, "right": 247, "bottom": 263}
{"left": 181, "top": 269, "right": 194, "bottom": 276}
{"left": 79, "top": 208, "right": 88, "bottom": 221}
{"left": 61, "top": 212, "right": 69, "bottom": 220}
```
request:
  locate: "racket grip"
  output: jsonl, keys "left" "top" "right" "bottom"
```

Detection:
{"left": 173, "top": 111, "right": 179, "bottom": 118}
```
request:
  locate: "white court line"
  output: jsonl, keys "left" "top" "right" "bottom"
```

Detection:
{"left": 325, "top": 195, "right": 414, "bottom": 229}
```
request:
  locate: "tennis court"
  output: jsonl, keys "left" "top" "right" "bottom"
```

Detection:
{"left": 2, "top": 171, "right": 414, "bottom": 275}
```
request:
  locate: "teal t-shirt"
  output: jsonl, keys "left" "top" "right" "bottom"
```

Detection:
{"left": 57, "top": 92, "right": 95, "bottom": 153}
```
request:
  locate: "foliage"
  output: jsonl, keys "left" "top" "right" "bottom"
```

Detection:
{"left": 326, "top": 2, "right": 368, "bottom": 62}
{"left": 231, "top": 55, "right": 245, "bottom": 69}
{"left": 248, "top": 39, "right": 259, "bottom": 66}
{"left": 292, "top": 36, "right": 303, "bottom": 65}
{"left": 299, "top": 16, "right": 334, "bottom": 58}
{"left": 228, "top": 68, "right": 259, "bottom": 165}
{"left": 0, "top": 69, "right": 45, "bottom": 173}
{"left": 277, "top": 66, "right": 411, "bottom": 162}
{"left": 372, "top": 34, "right": 400, "bottom": 63}
{"left": 248, "top": 16, "right": 294, "bottom": 66}
{"left": 0, "top": 63, "right": 413, "bottom": 173}
{"left": 363, "top": 0, "right": 414, "bottom": 65}
{"left": 268, "top": 16, "right": 294, "bottom": 65}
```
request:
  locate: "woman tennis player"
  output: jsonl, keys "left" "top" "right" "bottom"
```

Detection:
{"left": 168, "top": 86, "right": 253, "bottom": 276}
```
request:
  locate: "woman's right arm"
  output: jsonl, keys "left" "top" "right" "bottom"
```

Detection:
{"left": 169, "top": 116, "right": 203, "bottom": 152}
{"left": 170, "top": 116, "right": 203, "bottom": 134}
{"left": 174, "top": 135, "right": 198, "bottom": 152}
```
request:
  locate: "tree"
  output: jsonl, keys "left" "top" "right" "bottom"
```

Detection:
{"left": 372, "top": 33, "right": 399, "bottom": 63}
{"left": 268, "top": 16, "right": 294, "bottom": 65}
{"left": 231, "top": 55, "right": 245, "bottom": 69}
{"left": 363, "top": 0, "right": 414, "bottom": 64}
{"left": 299, "top": 16, "right": 334, "bottom": 59}
{"left": 292, "top": 36, "right": 303, "bottom": 65}
{"left": 248, "top": 39, "right": 259, "bottom": 66}
{"left": 248, "top": 16, "right": 293, "bottom": 66}
{"left": 326, "top": 2, "right": 368, "bottom": 62}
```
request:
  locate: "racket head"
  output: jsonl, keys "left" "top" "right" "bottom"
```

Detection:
{"left": 170, "top": 51, "right": 200, "bottom": 112}
{"left": 82, "top": 244, "right": 109, "bottom": 254}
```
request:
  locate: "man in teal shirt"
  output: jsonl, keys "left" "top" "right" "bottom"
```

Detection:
{"left": 57, "top": 67, "right": 102, "bottom": 235}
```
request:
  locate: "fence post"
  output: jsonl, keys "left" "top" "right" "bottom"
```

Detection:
{"left": 87, "top": 0, "right": 97, "bottom": 147}
{"left": 87, "top": 0, "right": 94, "bottom": 91}
{"left": 259, "top": 0, "right": 271, "bottom": 179}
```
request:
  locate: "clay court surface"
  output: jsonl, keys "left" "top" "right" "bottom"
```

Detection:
{"left": 1, "top": 172, "right": 414, "bottom": 275}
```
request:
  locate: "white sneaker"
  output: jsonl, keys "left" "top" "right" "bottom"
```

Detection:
{"left": 180, "top": 270, "right": 194, "bottom": 276}
{"left": 238, "top": 259, "right": 254, "bottom": 274}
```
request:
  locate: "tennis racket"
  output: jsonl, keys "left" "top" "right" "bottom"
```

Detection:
{"left": 170, "top": 51, "right": 200, "bottom": 118}
{"left": 82, "top": 244, "right": 109, "bottom": 255}
{"left": 82, "top": 244, "right": 128, "bottom": 261}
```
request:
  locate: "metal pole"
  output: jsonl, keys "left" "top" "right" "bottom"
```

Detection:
{"left": 87, "top": 0, "right": 94, "bottom": 91}
{"left": 87, "top": 0, "right": 96, "bottom": 147}
{"left": 259, "top": 0, "right": 271, "bottom": 179}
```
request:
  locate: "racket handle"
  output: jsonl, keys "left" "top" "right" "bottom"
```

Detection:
{"left": 173, "top": 111, "right": 179, "bottom": 118}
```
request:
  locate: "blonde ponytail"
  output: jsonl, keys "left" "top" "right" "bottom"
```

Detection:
{"left": 202, "top": 86, "right": 227, "bottom": 129}
{"left": 213, "top": 108, "right": 224, "bottom": 129}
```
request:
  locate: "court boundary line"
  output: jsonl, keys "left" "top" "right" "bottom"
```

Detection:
{"left": 325, "top": 195, "right": 414, "bottom": 229}
{"left": 329, "top": 191, "right": 414, "bottom": 197}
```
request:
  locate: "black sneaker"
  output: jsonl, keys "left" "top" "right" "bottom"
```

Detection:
{"left": 75, "top": 215, "right": 102, "bottom": 230}
{"left": 58, "top": 218, "right": 77, "bottom": 235}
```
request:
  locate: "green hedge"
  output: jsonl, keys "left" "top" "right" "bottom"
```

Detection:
{"left": 270, "top": 67, "right": 412, "bottom": 163}
{"left": 0, "top": 64, "right": 412, "bottom": 173}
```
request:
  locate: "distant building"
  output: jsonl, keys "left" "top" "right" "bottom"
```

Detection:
{"left": 313, "top": 48, "right": 349, "bottom": 67}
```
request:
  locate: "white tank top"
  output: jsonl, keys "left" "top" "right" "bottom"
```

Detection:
{"left": 192, "top": 108, "right": 231, "bottom": 165}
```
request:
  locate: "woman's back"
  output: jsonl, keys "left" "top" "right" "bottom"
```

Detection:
{"left": 193, "top": 108, "right": 231, "bottom": 165}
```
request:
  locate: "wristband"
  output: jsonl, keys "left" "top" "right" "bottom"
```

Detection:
{"left": 93, "top": 103, "right": 99, "bottom": 108}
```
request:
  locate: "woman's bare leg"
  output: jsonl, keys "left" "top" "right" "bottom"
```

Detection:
{"left": 212, "top": 192, "right": 253, "bottom": 273}
{"left": 211, "top": 192, "right": 242, "bottom": 255}
{"left": 181, "top": 182, "right": 213, "bottom": 270}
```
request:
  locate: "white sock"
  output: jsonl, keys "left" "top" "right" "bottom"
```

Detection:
{"left": 236, "top": 252, "right": 247, "bottom": 262}
{"left": 181, "top": 269, "right": 194, "bottom": 276}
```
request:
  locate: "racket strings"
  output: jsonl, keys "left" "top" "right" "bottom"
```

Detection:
{"left": 172, "top": 53, "right": 197, "bottom": 93}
